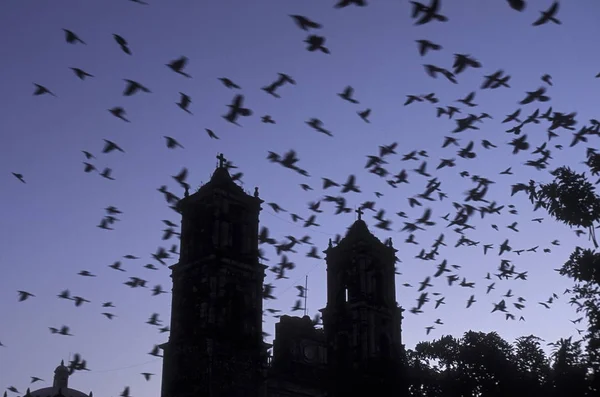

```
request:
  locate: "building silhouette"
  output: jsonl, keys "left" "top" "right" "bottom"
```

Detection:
{"left": 160, "top": 156, "right": 406, "bottom": 397}
{"left": 27, "top": 360, "right": 94, "bottom": 397}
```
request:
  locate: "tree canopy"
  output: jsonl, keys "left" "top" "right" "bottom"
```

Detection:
{"left": 404, "top": 330, "right": 594, "bottom": 397}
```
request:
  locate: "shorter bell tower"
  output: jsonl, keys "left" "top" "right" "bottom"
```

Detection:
{"left": 320, "top": 210, "right": 404, "bottom": 396}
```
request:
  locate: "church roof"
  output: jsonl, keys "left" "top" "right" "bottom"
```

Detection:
{"left": 326, "top": 219, "right": 394, "bottom": 254}
{"left": 178, "top": 155, "right": 263, "bottom": 210}
{"left": 198, "top": 166, "right": 246, "bottom": 196}
{"left": 344, "top": 219, "right": 379, "bottom": 241}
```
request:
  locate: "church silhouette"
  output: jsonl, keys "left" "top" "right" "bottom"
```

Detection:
{"left": 159, "top": 155, "right": 407, "bottom": 397}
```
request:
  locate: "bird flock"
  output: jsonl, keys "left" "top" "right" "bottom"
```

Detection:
{"left": 3, "top": 0, "right": 599, "bottom": 396}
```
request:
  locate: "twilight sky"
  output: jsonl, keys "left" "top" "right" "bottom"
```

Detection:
{"left": 1, "top": 0, "right": 599, "bottom": 396}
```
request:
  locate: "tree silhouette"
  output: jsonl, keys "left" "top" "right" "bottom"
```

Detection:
{"left": 405, "top": 347, "right": 443, "bottom": 396}
{"left": 404, "top": 331, "right": 594, "bottom": 396}
{"left": 513, "top": 335, "right": 550, "bottom": 396}
{"left": 531, "top": 165, "right": 600, "bottom": 247}
{"left": 548, "top": 336, "right": 590, "bottom": 396}
{"left": 528, "top": 149, "right": 600, "bottom": 394}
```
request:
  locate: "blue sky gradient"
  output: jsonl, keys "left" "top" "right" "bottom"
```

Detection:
{"left": 1, "top": 1, "right": 599, "bottom": 396}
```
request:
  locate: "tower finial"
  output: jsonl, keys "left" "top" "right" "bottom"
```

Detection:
{"left": 217, "top": 153, "right": 226, "bottom": 168}
{"left": 254, "top": 187, "right": 259, "bottom": 198}
{"left": 355, "top": 206, "right": 364, "bottom": 221}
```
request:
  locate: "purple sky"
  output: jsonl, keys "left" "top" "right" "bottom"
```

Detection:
{"left": 1, "top": 1, "right": 599, "bottom": 396}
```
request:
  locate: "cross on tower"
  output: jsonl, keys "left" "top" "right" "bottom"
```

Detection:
{"left": 356, "top": 207, "right": 364, "bottom": 221}
{"left": 217, "top": 153, "right": 226, "bottom": 168}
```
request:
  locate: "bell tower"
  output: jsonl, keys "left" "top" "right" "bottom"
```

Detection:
{"left": 320, "top": 210, "right": 404, "bottom": 396}
{"left": 160, "top": 154, "right": 266, "bottom": 397}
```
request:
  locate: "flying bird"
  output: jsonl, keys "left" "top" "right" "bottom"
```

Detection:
{"left": 338, "top": 86, "right": 359, "bottom": 104}
{"left": 532, "top": 2, "right": 561, "bottom": 26}
{"left": 223, "top": 94, "right": 252, "bottom": 125}
{"left": 12, "top": 173, "right": 25, "bottom": 183}
{"left": 304, "top": 35, "right": 330, "bottom": 53}
{"left": 506, "top": 0, "right": 526, "bottom": 11}
{"left": 123, "top": 80, "right": 151, "bottom": 96}
{"left": 33, "top": 84, "right": 56, "bottom": 97}
{"left": 334, "top": 0, "right": 367, "bottom": 8}
{"left": 113, "top": 34, "right": 132, "bottom": 55}
{"left": 63, "top": 29, "right": 85, "bottom": 44}
{"left": 411, "top": 0, "right": 448, "bottom": 25}
{"left": 219, "top": 78, "right": 241, "bottom": 89}
{"left": 290, "top": 15, "right": 322, "bottom": 31}
{"left": 70, "top": 67, "right": 94, "bottom": 80}
{"left": 416, "top": 39, "right": 442, "bottom": 56}
{"left": 167, "top": 56, "right": 192, "bottom": 77}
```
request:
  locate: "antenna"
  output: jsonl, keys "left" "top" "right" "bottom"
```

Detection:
{"left": 303, "top": 275, "right": 308, "bottom": 317}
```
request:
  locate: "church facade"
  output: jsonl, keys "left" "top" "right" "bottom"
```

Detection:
{"left": 159, "top": 156, "right": 407, "bottom": 397}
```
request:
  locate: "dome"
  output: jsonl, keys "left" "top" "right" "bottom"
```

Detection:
{"left": 54, "top": 361, "right": 69, "bottom": 376}
{"left": 29, "top": 361, "right": 92, "bottom": 397}
{"left": 29, "top": 387, "right": 90, "bottom": 397}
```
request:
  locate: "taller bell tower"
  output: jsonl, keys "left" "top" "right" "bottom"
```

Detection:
{"left": 160, "top": 154, "right": 266, "bottom": 397}
{"left": 320, "top": 210, "right": 405, "bottom": 396}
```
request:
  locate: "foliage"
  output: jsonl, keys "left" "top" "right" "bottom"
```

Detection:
{"left": 547, "top": 337, "right": 590, "bottom": 397}
{"left": 513, "top": 335, "right": 550, "bottom": 396}
{"left": 562, "top": 247, "right": 600, "bottom": 285}
{"left": 584, "top": 151, "right": 600, "bottom": 177}
{"left": 527, "top": 151, "right": 600, "bottom": 394}
{"left": 532, "top": 166, "right": 600, "bottom": 231}
{"left": 404, "top": 331, "right": 594, "bottom": 397}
